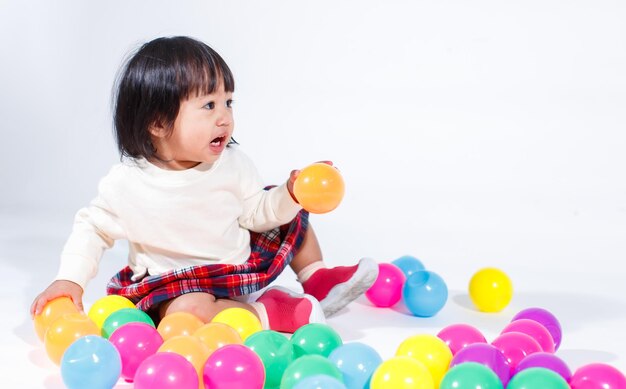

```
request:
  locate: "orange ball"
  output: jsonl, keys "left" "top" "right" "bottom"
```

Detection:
{"left": 158, "top": 335, "right": 211, "bottom": 378}
{"left": 157, "top": 311, "right": 205, "bottom": 341}
{"left": 44, "top": 313, "right": 99, "bottom": 365}
{"left": 193, "top": 322, "right": 243, "bottom": 355}
{"left": 33, "top": 297, "right": 79, "bottom": 341}
{"left": 293, "top": 163, "right": 345, "bottom": 214}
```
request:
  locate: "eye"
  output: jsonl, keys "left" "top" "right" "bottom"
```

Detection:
{"left": 226, "top": 99, "right": 234, "bottom": 108}
{"left": 204, "top": 101, "right": 215, "bottom": 110}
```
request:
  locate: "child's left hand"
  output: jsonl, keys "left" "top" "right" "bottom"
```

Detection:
{"left": 287, "top": 160, "right": 334, "bottom": 203}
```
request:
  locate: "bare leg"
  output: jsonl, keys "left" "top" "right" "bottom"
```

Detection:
{"left": 289, "top": 224, "right": 325, "bottom": 274}
{"left": 159, "top": 292, "right": 258, "bottom": 323}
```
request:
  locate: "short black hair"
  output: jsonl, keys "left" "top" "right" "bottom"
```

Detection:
{"left": 113, "top": 36, "right": 235, "bottom": 160}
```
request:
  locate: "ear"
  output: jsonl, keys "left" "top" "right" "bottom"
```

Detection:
{"left": 148, "top": 120, "right": 168, "bottom": 138}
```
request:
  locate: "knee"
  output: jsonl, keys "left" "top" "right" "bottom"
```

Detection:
{"left": 161, "top": 292, "right": 217, "bottom": 322}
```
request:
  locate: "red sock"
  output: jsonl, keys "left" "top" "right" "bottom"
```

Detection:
{"left": 255, "top": 286, "right": 324, "bottom": 333}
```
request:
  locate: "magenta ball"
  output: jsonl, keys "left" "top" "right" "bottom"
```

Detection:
{"left": 512, "top": 308, "right": 562, "bottom": 350}
{"left": 437, "top": 323, "right": 487, "bottom": 355}
{"left": 491, "top": 332, "right": 542, "bottom": 370}
{"left": 134, "top": 352, "right": 199, "bottom": 389}
{"left": 570, "top": 363, "right": 626, "bottom": 389}
{"left": 450, "top": 342, "right": 511, "bottom": 386}
{"left": 203, "top": 344, "right": 265, "bottom": 389}
{"left": 501, "top": 319, "right": 555, "bottom": 353}
{"left": 109, "top": 322, "right": 164, "bottom": 382}
{"left": 514, "top": 352, "right": 572, "bottom": 382}
{"left": 364, "top": 263, "right": 406, "bottom": 307}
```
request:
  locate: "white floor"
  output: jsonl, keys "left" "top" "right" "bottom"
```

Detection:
{"left": 2, "top": 210, "right": 625, "bottom": 388}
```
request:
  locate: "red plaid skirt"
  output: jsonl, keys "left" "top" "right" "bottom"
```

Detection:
{"left": 106, "top": 210, "right": 308, "bottom": 312}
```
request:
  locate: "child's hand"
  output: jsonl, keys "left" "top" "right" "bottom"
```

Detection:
{"left": 287, "top": 160, "right": 334, "bottom": 203}
{"left": 30, "top": 280, "right": 84, "bottom": 318}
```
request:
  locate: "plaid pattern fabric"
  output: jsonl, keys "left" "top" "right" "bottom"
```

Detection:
{"left": 106, "top": 210, "right": 309, "bottom": 312}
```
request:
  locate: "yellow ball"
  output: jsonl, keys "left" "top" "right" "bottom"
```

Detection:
{"left": 211, "top": 307, "right": 262, "bottom": 341}
{"left": 87, "top": 295, "right": 136, "bottom": 329}
{"left": 370, "top": 356, "right": 434, "bottom": 389}
{"left": 395, "top": 334, "right": 452, "bottom": 387}
{"left": 469, "top": 267, "right": 513, "bottom": 312}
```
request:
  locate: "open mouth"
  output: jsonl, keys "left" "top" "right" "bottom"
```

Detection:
{"left": 210, "top": 135, "right": 227, "bottom": 147}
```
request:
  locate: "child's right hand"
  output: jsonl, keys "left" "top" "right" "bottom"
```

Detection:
{"left": 30, "top": 280, "right": 84, "bottom": 318}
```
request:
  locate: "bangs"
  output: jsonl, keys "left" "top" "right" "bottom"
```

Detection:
{"left": 175, "top": 43, "right": 235, "bottom": 99}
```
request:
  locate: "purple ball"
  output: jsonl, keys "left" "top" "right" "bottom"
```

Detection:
{"left": 514, "top": 352, "right": 572, "bottom": 382}
{"left": 512, "top": 308, "right": 562, "bottom": 350}
{"left": 450, "top": 343, "right": 511, "bottom": 386}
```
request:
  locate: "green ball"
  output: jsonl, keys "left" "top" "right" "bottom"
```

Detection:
{"left": 507, "top": 368, "right": 570, "bottom": 389}
{"left": 290, "top": 323, "right": 342, "bottom": 358}
{"left": 245, "top": 330, "right": 295, "bottom": 389}
{"left": 440, "top": 362, "right": 504, "bottom": 389}
{"left": 280, "top": 354, "right": 343, "bottom": 389}
{"left": 101, "top": 308, "right": 154, "bottom": 339}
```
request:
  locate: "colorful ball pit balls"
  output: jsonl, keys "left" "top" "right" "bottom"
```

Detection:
{"left": 437, "top": 323, "right": 487, "bottom": 356}
{"left": 194, "top": 322, "right": 243, "bottom": 354}
{"left": 211, "top": 307, "right": 263, "bottom": 341}
{"left": 440, "top": 362, "right": 504, "bottom": 389}
{"left": 396, "top": 334, "right": 453, "bottom": 387}
{"left": 108, "top": 322, "right": 164, "bottom": 382}
{"left": 402, "top": 270, "right": 448, "bottom": 317}
{"left": 293, "top": 374, "right": 347, "bottom": 389}
{"left": 491, "top": 332, "right": 542, "bottom": 370}
{"left": 34, "top": 296, "right": 79, "bottom": 341}
{"left": 157, "top": 335, "right": 211, "bottom": 379}
{"left": 202, "top": 344, "right": 265, "bottom": 389}
{"left": 244, "top": 330, "right": 295, "bottom": 389}
{"left": 61, "top": 335, "right": 122, "bottom": 389}
{"left": 370, "top": 356, "right": 434, "bottom": 389}
{"left": 87, "top": 295, "right": 136, "bottom": 330}
{"left": 281, "top": 354, "right": 344, "bottom": 389}
{"left": 513, "top": 352, "right": 572, "bottom": 383}
{"left": 468, "top": 267, "right": 513, "bottom": 313}
{"left": 291, "top": 323, "right": 343, "bottom": 358}
{"left": 44, "top": 313, "right": 100, "bottom": 365}
{"left": 501, "top": 318, "right": 555, "bottom": 353}
{"left": 133, "top": 352, "right": 199, "bottom": 389}
{"left": 157, "top": 311, "right": 204, "bottom": 341}
{"left": 570, "top": 363, "right": 626, "bottom": 389}
{"left": 391, "top": 255, "right": 425, "bottom": 278}
{"left": 293, "top": 162, "right": 345, "bottom": 214}
{"left": 328, "top": 342, "right": 383, "bottom": 389}
{"left": 450, "top": 343, "right": 511, "bottom": 386}
{"left": 365, "top": 263, "right": 406, "bottom": 307}
{"left": 512, "top": 307, "right": 562, "bottom": 351}
{"left": 101, "top": 307, "right": 155, "bottom": 339}
{"left": 507, "top": 367, "right": 569, "bottom": 389}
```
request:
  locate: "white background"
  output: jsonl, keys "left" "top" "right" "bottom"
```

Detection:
{"left": 1, "top": 1, "right": 625, "bottom": 387}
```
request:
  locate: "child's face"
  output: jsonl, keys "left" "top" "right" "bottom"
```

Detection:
{"left": 151, "top": 84, "right": 234, "bottom": 169}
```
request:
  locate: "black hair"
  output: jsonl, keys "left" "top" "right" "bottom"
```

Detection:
{"left": 113, "top": 36, "right": 236, "bottom": 160}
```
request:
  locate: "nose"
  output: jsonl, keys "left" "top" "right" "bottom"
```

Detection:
{"left": 216, "top": 105, "right": 233, "bottom": 127}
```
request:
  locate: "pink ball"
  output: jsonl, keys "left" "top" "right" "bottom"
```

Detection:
{"left": 570, "top": 363, "right": 626, "bottom": 389}
{"left": 203, "top": 344, "right": 265, "bottom": 389}
{"left": 134, "top": 352, "right": 199, "bottom": 389}
{"left": 502, "top": 319, "right": 555, "bottom": 353}
{"left": 364, "top": 263, "right": 406, "bottom": 307}
{"left": 512, "top": 307, "right": 562, "bottom": 350}
{"left": 109, "top": 322, "right": 164, "bottom": 382}
{"left": 491, "top": 332, "right": 542, "bottom": 370}
{"left": 437, "top": 323, "right": 487, "bottom": 355}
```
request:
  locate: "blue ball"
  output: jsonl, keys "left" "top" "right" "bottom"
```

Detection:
{"left": 328, "top": 342, "right": 383, "bottom": 389}
{"left": 392, "top": 255, "right": 425, "bottom": 278}
{"left": 402, "top": 270, "right": 448, "bottom": 317}
{"left": 61, "top": 335, "right": 121, "bottom": 389}
{"left": 293, "top": 374, "right": 347, "bottom": 389}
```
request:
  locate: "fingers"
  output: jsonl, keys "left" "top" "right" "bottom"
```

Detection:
{"left": 31, "top": 295, "right": 47, "bottom": 317}
{"left": 315, "top": 160, "right": 333, "bottom": 166}
{"left": 71, "top": 295, "right": 84, "bottom": 312}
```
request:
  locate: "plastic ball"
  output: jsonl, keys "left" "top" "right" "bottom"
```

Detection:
{"left": 468, "top": 268, "right": 513, "bottom": 312}
{"left": 328, "top": 342, "right": 383, "bottom": 389}
{"left": 203, "top": 344, "right": 265, "bottom": 389}
{"left": 293, "top": 162, "right": 345, "bottom": 214}
{"left": 108, "top": 322, "right": 164, "bottom": 382}
{"left": 512, "top": 307, "right": 562, "bottom": 351}
{"left": 133, "top": 352, "right": 199, "bottom": 389}
{"left": 507, "top": 367, "right": 569, "bottom": 389}
{"left": 244, "top": 330, "right": 295, "bottom": 389}
{"left": 158, "top": 335, "right": 210, "bottom": 378}
{"left": 34, "top": 296, "right": 79, "bottom": 341}
{"left": 101, "top": 308, "right": 154, "bottom": 339}
{"left": 396, "top": 334, "right": 453, "bottom": 387}
{"left": 293, "top": 374, "right": 347, "bottom": 389}
{"left": 211, "top": 307, "right": 262, "bottom": 341}
{"left": 402, "top": 270, "right": 448, "bottom": 317}
{"left": 513, "top": 352, "right": 572, "bottom": 382}
{"left": 450, "top": 343, "right": 511, "bottom": 386}
{"left": 87, "top": 295, "right": 136, "bottom": 329}
{"left": 391, "top": 255, "right": 425, "bottom": 278}
{"left": 281, "top": 354, "right": 344, "bottom": 389}
{"left": 61, "top": 335, "right": 121, "bottom": 389}
{"left": 570, "top": 363, "right": 626, "bottom": 389}
{"left": 440, "top": 362, "right": 504, "bottom": 389}
{"left": 194, "top": 322, "right": 243, "bottom": 354}
{"left": 437, "top": 323, "right": 487, "bottom": 356}
{"left": 365, "top": 263, "right": 406, "bottom": 307}
{"left": 501, "top": 318, "right": 555, "bottom": 353}
{"left": 370, "top": 356, "right": 434, "bottom": 389}
{"left": 157, "top": 311, "right": 204, "bottom": 341}
{"left": 291, "top": 323, "right": 343, "bottom": 358}
{"left": 491, "top": 332, "right": 542, "bottom": 370}
{"left": 44, "top": 313, "right": 100, "bottom": 365}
